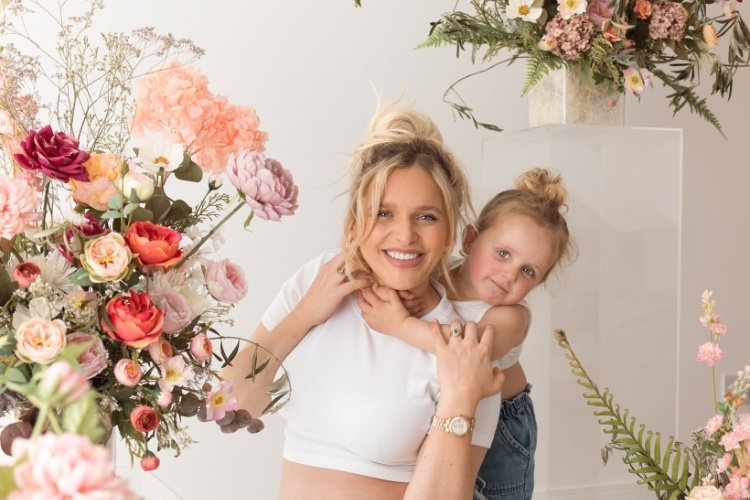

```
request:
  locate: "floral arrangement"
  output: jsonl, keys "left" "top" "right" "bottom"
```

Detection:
{"left": 555, "top": 291, "right": 749, "bottom": 499}
{"left": 0, "top": 0, "right": 296, "bottom": 471}
{"left": 388, "top": 0, "right": 750, "bottom": 134}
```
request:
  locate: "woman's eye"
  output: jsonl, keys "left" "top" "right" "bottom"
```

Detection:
{"left": 417, "top": 214, "right": 437, "bottom": 221}
{"left": 377, "top": 210, "right": 391, "bottom": 218}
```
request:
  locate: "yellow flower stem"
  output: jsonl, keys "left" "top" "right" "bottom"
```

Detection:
{"left": 173, "top": 199, "right": 246, "bottom": 270}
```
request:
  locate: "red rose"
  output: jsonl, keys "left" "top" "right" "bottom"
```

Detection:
{"left": 13, "top": 262, "right": 41, "bottom": 288}
{"left": 130, "top": 405, "right": 160, "bottom": 433}
{"left": 101, "top": 292, "right": 164, "bottom": 348}
{"left": 126, "top": 221, "right": 183, "bottom": 270}
{"left": 140, "top": 452, "right": 160, "bottom": 471}
{"left": 13, "top": 125, "right": 91, "bottom": 182}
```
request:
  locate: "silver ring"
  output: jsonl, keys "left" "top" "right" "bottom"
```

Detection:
{"left": 450, "top": 328, "right": 461, "bottom": 338}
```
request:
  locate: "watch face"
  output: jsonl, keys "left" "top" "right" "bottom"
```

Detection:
{"left": 449, "top": 417, "right": 469, "bottom": 436}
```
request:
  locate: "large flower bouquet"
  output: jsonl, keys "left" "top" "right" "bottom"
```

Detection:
{"left": 555, "top": 291, "right": 749, "bottom": 499}
{"left": 0, "top": 0, "right": 296, "bottom": 469}
{"left": 399, "top": 0, "right": 749, "bottom": 133}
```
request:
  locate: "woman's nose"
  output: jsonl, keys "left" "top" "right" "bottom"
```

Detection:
{"left": 395, "top": 219, "right": 417, "bottom": 242}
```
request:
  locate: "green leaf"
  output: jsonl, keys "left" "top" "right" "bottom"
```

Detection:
{"left": 101, "top": 209, "right": 123, "bottom": 220}
{"left": 70, "top": 267, "right": 94, "bottom": 286}
{"left": 145, "top": 193, "right": 171, "bottom": 222}
{"left": 174, "top": 158, "right": 203, "bottom": 182}
{"left": 0, "top": 266, "right": 18, "bottom": 306}
{"left": 108, "top": 193, "right": 124, "bottom": 211}
{"left": 129, "top": 206, "right": 154, "bottom": 222}
{"left": 4, "top": 367, "right": 27, "bottom": 384}
{"left": 266, "top": 372, "right": 288, "bottom": 394}
{"left": 62, "top": 391, "right": 105, "bottom": 442}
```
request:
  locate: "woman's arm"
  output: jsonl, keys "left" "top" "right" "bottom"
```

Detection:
{"left": 406, "top": 321, "right": 504, "bottom": 499}
{"left": 221, "top": 253, "right": 371, "bottom": 416}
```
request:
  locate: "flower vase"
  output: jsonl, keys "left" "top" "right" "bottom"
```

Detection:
{"left": 528, "top": 67, "right": 625, "bottom": 127}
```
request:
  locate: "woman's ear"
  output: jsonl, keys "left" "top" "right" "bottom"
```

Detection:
{"left": 461, "top": 225, "right": 478, "bottom": 255}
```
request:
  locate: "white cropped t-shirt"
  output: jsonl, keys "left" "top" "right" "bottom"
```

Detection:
{"left": 262, "top": 253, "right": 501, "bottom": 483}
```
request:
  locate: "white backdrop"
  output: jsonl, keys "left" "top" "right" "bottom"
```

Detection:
{"left": 17, "top": 0, "right": 750, "bottom": 498}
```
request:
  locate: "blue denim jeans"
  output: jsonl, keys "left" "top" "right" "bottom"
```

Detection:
{"left": 474, "top": 384, "right": 537, "bottom": 500}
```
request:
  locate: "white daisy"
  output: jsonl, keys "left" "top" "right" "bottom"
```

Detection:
{"left": 506, "top": 0, "right": 544, "bottom": 21}
{"left": 136, "top": 136, "right": 184, "bottom": 175}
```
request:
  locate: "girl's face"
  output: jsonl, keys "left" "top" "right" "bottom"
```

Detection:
{"left": 359, "top": 166, "right": 450, "bottom": 296}
{"left": 461, "top": 212, "right": 556, "bottom": 306}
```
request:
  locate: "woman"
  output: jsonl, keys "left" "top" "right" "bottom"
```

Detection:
{"left": 224, "top": 103, "right": 503, "bottom": 499}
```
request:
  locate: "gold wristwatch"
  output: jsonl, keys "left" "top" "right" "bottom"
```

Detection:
{"left": 431, "top": 415, "right": 475, "bottom": 437}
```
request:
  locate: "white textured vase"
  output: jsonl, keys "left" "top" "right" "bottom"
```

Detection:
{"left": 528, "top": 67, "right": 625, "bottom": 127}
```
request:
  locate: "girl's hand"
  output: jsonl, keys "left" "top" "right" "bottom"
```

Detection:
{"left": 293, "top": 253, "right": 372, "bottom": 328}
{"left": 357, "top": 282, "right": 410, "bottom": 335}
{"left": 434, "top": 320, "right": 504, "bottom": 407}
{"left": 396, "top": 289, "right": 427, "bottom": 317}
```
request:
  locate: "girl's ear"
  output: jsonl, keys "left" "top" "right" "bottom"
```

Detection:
{"left": 461, "top": 225, "right": 478, "bottom": 255}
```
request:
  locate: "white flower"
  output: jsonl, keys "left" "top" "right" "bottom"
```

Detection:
{"left": 557, "top": 0, "right": 587, "bottom": 19}
{"left": 136, "top": 136, "right": 184, "bottom": 174}
{"left": 30, "top": 252, "right": 76, "bottom": 294}
{"left": 623, "top": 67, "right": 653, "bottom": 95}
{"left": 158, "top": 355, "right": 195, "bottom": 392}
{"left": 121, "top": 170, "right": 155, "bottom": 201}
{"left": 506, "top": 0, "right": 544, "bottom": 21}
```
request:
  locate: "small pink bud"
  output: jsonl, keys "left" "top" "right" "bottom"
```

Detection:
{"left": 140, "top": 452, "right": 160, "bottom": 471}
{"left": 113, "top": 358, "right": 142, "bottom": 387}
{"left": 190, "top": 333, "right": 213, "bottom": 361}
{"left": 40, "top": 361, "right": 90, "bottom": 405}
{"left": 156, "top": 389, "right": 173, "bottom": 408}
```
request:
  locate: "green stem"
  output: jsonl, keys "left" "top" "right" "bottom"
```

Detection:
{"left": 31, "top": 405, "right": 48, "bottom": 439}
{"left": 173, "top": 199, "right": 246, "bottom": 270}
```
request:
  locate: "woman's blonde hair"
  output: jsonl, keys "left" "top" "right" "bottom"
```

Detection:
{"left": 471, "top": 168, "right": 577, "bottom": 282}
{"left": 341, "top": 102, "right": 473, "bottom": 292}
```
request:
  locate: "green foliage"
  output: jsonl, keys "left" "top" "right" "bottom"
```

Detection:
{"left": 554, "top": 330, "right": 704, "bottom": 500}
{"left": 651, "top": 69, "right": 725, "bottom": 139}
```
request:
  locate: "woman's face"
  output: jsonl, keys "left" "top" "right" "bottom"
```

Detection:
{"left": 359, "top": 166, "right": 450, "bottom": 295}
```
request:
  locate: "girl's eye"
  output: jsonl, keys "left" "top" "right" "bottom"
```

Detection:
{"left": 523, "top": 267, "right": 535, "bottom": 278}
{"left": 497, "top": 250, "right": 509, "bottom": 259}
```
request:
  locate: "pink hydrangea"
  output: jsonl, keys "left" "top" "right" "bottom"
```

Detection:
{"left": 132, "top": 63, "right": 268, "bottom": 174}
{"left": 648, "top": 1, "right": 688, "bottom": 41}
{"left": 9, "top": 433, "right": 137, "bottom": 499}
{"left": 0, "top": 174, "right": 42, "bottom": 240}
{"left": 544, "top": 13, "right": 596, "bottom": 60}
{"left": 226, "top": 151, "right": 298, "bottom": 221}
{"left": 705, "top": 414, "right": 724, "bottom": 435}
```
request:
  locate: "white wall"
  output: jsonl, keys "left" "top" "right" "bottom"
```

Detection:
{"left": 21, "top": 0, "right": 750, "bottom": 498}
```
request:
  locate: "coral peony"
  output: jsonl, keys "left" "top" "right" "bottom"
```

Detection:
{"left": 13, "top": 125, "right": 91, "bottom": 182}
{"left": 205, "top": 259, "right": 248, "bottom": 303}
{"left": 226, "top": 151, "right": 298, "bottom": 221}
{"left": 130, "top": 405, "right": 160, "bottom": 432}
{"left": 9, "top": 433, "right": 137, "bottom": 499}
{"left": 0, "top": 174, "right": 42, "bottom": 240}
{"left": 12, "top": 262, "right": 41, "bottom": 288}
{"left": 101, "top": 291, "right": 164, "bottom": 348}
{"left": 126, "top": 221, "right": 183, "bottom": 271}
{"left": 14, "top": 318, "right": 67, "bottom": 365}
{"left": 66, "top": 332, "right": 109, "bottom": 379}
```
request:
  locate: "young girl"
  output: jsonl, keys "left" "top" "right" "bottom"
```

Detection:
{"left": 358, "top": 167, "right": 576, "bottom": 500}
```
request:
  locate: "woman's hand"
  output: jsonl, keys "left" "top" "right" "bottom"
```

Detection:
{"left": 434, "top": 320, "right": 504, "bottom": 407}
{"left": 292, "top": 253, "right": 372, "bottom": 328}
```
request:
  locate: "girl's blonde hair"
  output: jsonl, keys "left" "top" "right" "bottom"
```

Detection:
{"left": 341, "top": 102, "right": 473, "bottom": 292}
{"left": 473, "top": 168, "right": 577, "bottom": 282}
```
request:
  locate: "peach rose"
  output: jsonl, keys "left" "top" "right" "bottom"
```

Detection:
{"left": 130, "top": 405, "right": 160, "bottom": 433}
{"left": 190, "top": 333, "right": 213, "bottom": 361}
{"left": 205, "top": 259, "right": 248, "bottom": 303}
{"left": 113, "top": 358, "right": 142, "bottom": 387}
{"left": 147, "top": 337, "right": 173, "bottom": 364}
{"left": 12, "top": 262, "right": 40, "bottom": 288}
{"left": 126, "top": 221, "right": 183, "bottom": 271}
{"left": 81, "top": 233, "right": 132, "bottom": 283}
{"left": 634, "top": 0, "right": 652, "bottom": 20}
{"left": 101, "top": 292, "right": 164, "bottom": 348}
{"left": 69, "top": 152, "right": 121, "bottom": 211}
{"left": 14, "top": 318, "right": 67, "bottom": 364}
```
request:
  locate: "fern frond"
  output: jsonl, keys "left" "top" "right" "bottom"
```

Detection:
{"left": 415, "top": 27, "right": 453, "bottom": 50}
{"left": 651, "top": 69, "right": 725, "bottom": 138}
{"left": 554, "top": 330, "right": 705, "bottom": 499}
{"left": 521, "top": 56, "right": 552, "bottom": 96}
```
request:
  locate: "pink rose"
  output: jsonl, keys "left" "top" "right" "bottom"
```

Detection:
{"left": 153, "top": 289, "right": 193, "bottom": 333}
{"left": 12, "top": 262, "right": 40, "bottom": 288}
{"left": 14, "top": 318, "right": 67, "bottom": 364}
{"left": 126, "top": 221, "right": 184, "bottom": 271}
{"left": 114, "top": 359, "right": 142, "bottom": 387}
{"left": 38, "top": 361, "right": 90, "bottom": 405}
{"left": 140, "top": 452, "right": 160, "bottom": 471}
{"left": 155, "top": 389, "right": 173, "bottom": 408}
{"left": 226, "top": 151, "right": 298, "bottom": 221}
{"left": 130, "top": 405, "right": 160, "bottom": 433}
{"left": 147, "top": 338, "right": 174, "bottom": 364}
{"left": 101, "top": 292, "right": 164, "bottom": 348}
{"left": 66, "top": 332, "right": 109, "bottom": 379}
{"left": 190, "top": 333, "right": 213, "bottom": 361}
{"left": 81, "top": 233, "right": 132, "bottom": 282}
{"left": 9, "top": 433, "right": 137, "bottom": 499}
{"left": 13, "top": 125, "right": 91, "bottom": 182}
{"left": 633, "top": 0, "right": 652, "bottom": 20}
{"left": 205, "top": 259, "right": 248, "bottom": 303}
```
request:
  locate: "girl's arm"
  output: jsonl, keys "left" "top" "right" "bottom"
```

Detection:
{"left": 406, "top": 320, "right": 504, "bottom": 499}
{"left": 221, "top": 254, "right": 371, "bottom": 416}
{"left": 476, "top": 304, "right": 530, "bottom": 361}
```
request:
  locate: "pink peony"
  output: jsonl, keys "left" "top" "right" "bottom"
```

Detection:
{"left": 205, "top": 259, "right": 248, "bottom": 303}
{"left": 13, "top": 125, "right": 91, "bottom": 182}
{"left": 132, "top": 63, "right": 268, "bottom": 174}
{"left": 14, "top": 318, "right": 67, "bottom": 365}
{"left": 38, "top": 361, "right": 90, "bottom": 405}
{"left": 226, "top": 151, "right": 298, "bottom": 221}
{"left": 66, "top": 332, "right": 109, "bottom": 379}
{"left": 9, "top": 433, "right": 137, "bottom": 499}
{"left": 0, "top": 174, "right": 42, "bottom": 240}
{"left": 697, "top": 342, "right": 724, "bottom": 367}
{"left": 724, "top": 472, "right": 750, "bottom": 499}
{"left": 190, "top": 333, "right": 213, "bottom": 361}
{"left": 114, "top": 358, "right": 142, "bottom": 387}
